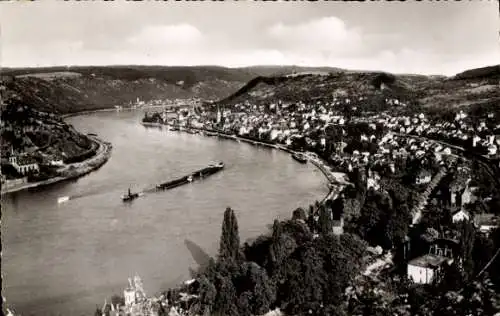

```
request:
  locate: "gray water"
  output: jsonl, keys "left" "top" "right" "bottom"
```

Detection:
{"left": 1, "top": 110, "right": 328, "bottom": 316}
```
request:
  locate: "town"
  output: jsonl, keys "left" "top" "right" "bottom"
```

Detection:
{"left": 3, "top": 1, "right": 500, "bottom": 316}
{"left": 107, "top": 92, "right": 500, "bottom": 316}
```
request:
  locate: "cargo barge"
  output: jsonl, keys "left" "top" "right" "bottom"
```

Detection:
{"left": 155, "top": 161, "right": 224, "bottom": 190}
{"left": 120, "top": 161, "right": 224, "bottom": 202}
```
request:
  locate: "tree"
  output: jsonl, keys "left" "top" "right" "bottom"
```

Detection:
{"left": 237, "top": 262, "right": 276, "bottom": 315}
{"left": 438, "top": 262, "right": 464, "bottom": 291}
{"left": 319, "top": 204, "right": 333, "bottom": 236}
{"left": 316, "top": 234, "right": 366, "bottom": 305}
{"left": 213, "top": 274, "right": 239, "bottom": 316}
{"left": 237, "top": 291, "right": 252, "bottom": 316}
{"left": 219, "top": 207, "right": 241, "bottom": 262}
{"left": 356, "top": 194, "right": 383, "bottom": 246}
{"left": 196, "top": 275, "right": 217, "bottom": 315}
{"left": 280, "top": 219, "right": 313, "bottom": 247}
{"left": 307, "top": 205, "right": 317, "bottom": 233}
{"left": 278, "top": 246, "right": 326, "bottom": 315}
{"left": 384, "top": 208, "right": 410, "bottom": 249}
{"left": 269, "top": 220, "right": 284, "bottom": 275}
{"left": 459, "top": 221, "right": 476, "bottom": 279}
{"left": 243, "top": 235, "right": 272, "bottom": 268}
{"left": 472, "top": 234, "right": 495, "bottom": 275}
{"left": 292, "top": 208, "right": 307, "bottom": 221}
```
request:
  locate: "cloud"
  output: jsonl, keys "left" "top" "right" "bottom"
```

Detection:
{"left": 267, "top": 17, "right": 363, "bottom": 56}
{"left": 2, "top": 4, "right": 498, "bottom": 76}
{"left": 126, "top": 24, "right": 203, "bottom": 49}
{"left": 218, "top": 50, "right": 291, "bottom": 67}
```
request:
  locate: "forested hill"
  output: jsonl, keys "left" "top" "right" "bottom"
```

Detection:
{"left": 1, "top": 64, "right": 498, "bottom": 115}
{"left": 0, "top": 65, "right": 343, "bottom": 114}
{"left": 216, "top": 72, "right": 420, "bottom": 108}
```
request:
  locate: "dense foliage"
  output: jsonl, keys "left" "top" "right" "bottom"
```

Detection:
{"left": 187, "top": 205, "right": 367, "bottom": 316}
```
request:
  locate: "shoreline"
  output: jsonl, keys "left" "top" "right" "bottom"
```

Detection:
{"left": 141, "top": 122, "right": 347, "bottom": 202}
{"left": 60, "top": 105, "right": 167, "bottom": 119}
{"left": 1, "top": 136, "right": 112, "bottom": 195}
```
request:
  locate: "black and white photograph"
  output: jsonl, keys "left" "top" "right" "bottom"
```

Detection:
{"left": 1, "top": 1, "right": 500, "bottom": 315}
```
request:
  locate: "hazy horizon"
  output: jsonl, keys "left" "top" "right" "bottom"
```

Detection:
{"left": 1, "top": 1, "right": 499, "bottom": 76}
{"left": 5, "top": 63, "right": 494, "bottom": 77}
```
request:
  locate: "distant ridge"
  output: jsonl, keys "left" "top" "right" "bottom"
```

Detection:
{"left": 453, "top": 65, "right": 500, "bottom": 80}
{"left": 1, "top": 64, "right": 498, "bottom": 114}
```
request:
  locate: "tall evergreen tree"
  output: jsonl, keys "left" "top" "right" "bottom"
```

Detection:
{"left": 459, "top": 220, "right": 476, "bottom": 279}
{"left": 269, "top": 219, "right": 284, "bottom": 275}
{"left": 319, "top": 204, "right": 333, "bottom": 236}
{"left": 219, "top": 207, "right": 241, "bottom": 262}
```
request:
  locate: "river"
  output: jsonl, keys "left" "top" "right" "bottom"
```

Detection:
{"left": 1, "top": 110, "right": 328, "bottom": 316}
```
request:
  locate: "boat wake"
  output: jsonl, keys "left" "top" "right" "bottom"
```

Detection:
{"left": 57, "top": 189, "right": 107, "bottom": 204}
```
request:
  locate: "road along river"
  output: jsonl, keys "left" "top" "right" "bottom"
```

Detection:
{"left": 2, "top": 110, "right": 328, "bottom": 316}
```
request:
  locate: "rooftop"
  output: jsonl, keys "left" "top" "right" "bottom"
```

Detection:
{"left": 408, "top": 254, "right": 449, "bottom": 269}
{"left": 474, "top": 213, "right": 500, "bottom": 226}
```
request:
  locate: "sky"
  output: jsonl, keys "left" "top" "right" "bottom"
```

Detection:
{"left": 1, "top": 1, "right": 499, "bottom": 75}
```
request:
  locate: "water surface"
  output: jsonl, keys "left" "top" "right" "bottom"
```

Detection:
{"left": 2, "top": 110, "right": 328, "bottom": 315}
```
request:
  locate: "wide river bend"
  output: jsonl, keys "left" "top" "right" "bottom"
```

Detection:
{"left": 2, "top": 110, "right": 328, "bottom": 316}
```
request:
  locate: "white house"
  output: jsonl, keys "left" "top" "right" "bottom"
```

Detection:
{"left": 407, "top": 254, "right": 450, "bottom": 284}
{"left": 332, "top": 217, "right": 344, "bottom": 236}
{"left": 415, "top": 170, "right": 432, "bottom": 185}
{"left": 50, "top": 160, "right": 64, "bottom": 167}
{"left": 8, "top": 156, "right": 40, "bottom": 175}
{"left": 474, "top": 214, "right": 499, "bottom": 234}
{"left": 472, "top": 135, "right": 481, "bottom": 148}
{"left": 367, "top": 170, "right": 381, "bottom": 191}
{"left": 488, "top": 144, "right": 498, "bottom": 156}
{"left": 452, "top": 209, "right": 470, "bottom": 223}
{"left": 461, "top": 186, "right": 476, "bottom": 207}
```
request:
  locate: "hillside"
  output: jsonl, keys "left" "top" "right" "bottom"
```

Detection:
{"left": 0, "top": 65, "right": 346, "bottom": 114}
{"left": 454, "top": 65, "right": 500, "bottom": 80}
{"left": 1, "top": 94, "right": 100, "bottom": 181}
{"left": 1, "top": 64, "right": 498, "bottom": 115}
{"left": 216, "top": 65, "right": 500, "bottom": 115}
{"left": 217, "top": 71, "right": 424, "bottom": 110}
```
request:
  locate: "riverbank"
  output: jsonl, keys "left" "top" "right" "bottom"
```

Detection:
{"left": 1, "top": 136, "right": 112, "bottom": 195}
{"left": 60, "top": 105, "right": 168, "bottom": 119}
{"left": 141, "top": 122, "right": 348, "bottom": 202}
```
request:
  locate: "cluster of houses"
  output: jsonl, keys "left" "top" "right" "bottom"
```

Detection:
{"left": 358, "top": 110, "right": 500, "bottom": 157}
{"left": 130, "top": 97, "right": 202, "bottom": 110}
{"left": 406, "top": 170, "right": 499, "bottom": 285}
{"left": 146, "top": 96, "right": 500, "bottom": 288}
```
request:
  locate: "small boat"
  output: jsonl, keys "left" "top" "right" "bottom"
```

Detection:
{"left": 57, "top": 196, "right": 70, "bottom": 204}
{"left": 122, "top": 188, "right": 139, "bottom": 202}
{"left": 187, "top": 175, "right": 193, "bottom": 182}
{"left": 292, "top": 152, "right": 308, "bottom": 164}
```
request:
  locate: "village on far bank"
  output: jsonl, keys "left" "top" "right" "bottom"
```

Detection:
{"left": 90, "top": 93, "right": 500, "bottom": 316}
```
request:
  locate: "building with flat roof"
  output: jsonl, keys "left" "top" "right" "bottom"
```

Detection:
{"left": 407, "top": 254, "right": 451, "bottom": 284}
